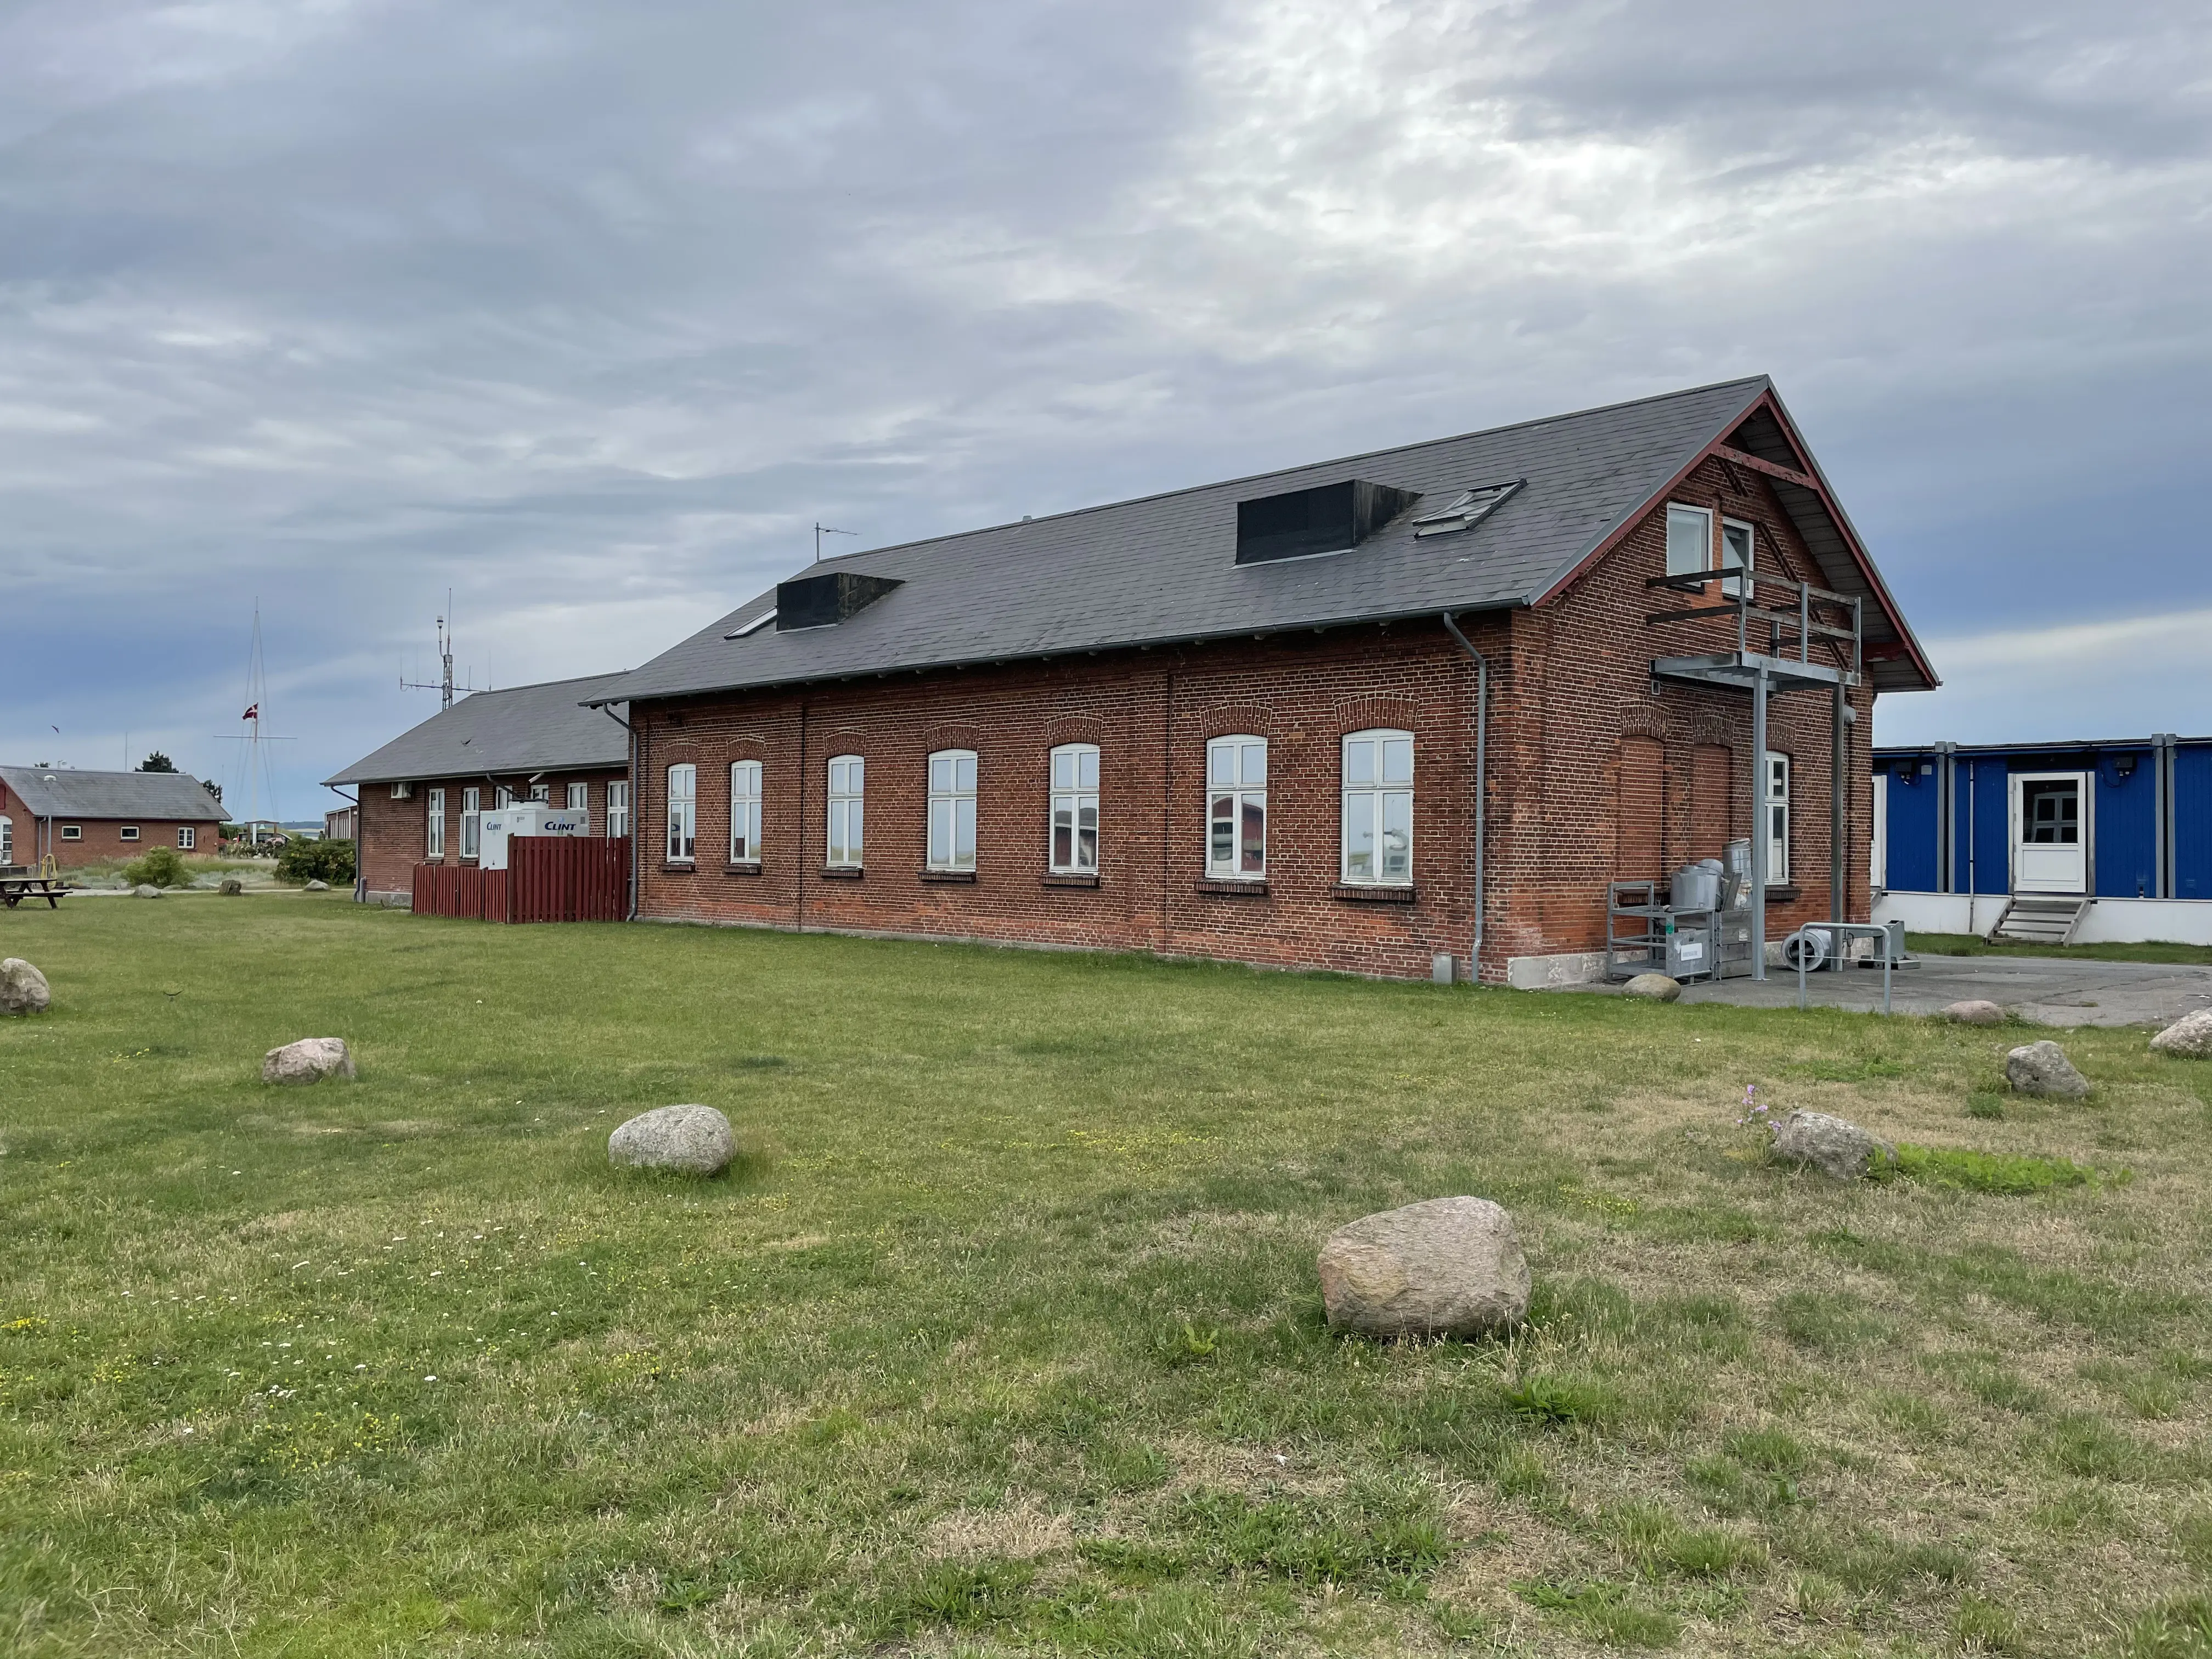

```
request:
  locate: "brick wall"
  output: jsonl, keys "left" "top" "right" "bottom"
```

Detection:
{"left": 629, "top": 459, "right": 1878, "bottom": 981}
{"left": 5, "top": 817, "right": 220, "bottom": 868}
{"left": 357, "top": 768, "right": 631, "bottom": 897}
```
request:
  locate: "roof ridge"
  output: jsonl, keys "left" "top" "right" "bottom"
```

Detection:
{"left": 810, "top": 374, "right": 1774, "bottom": 567}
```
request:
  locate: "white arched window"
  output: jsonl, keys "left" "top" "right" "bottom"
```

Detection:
{"left": 826, "top": 755, "right": 864, "bottom": 867}
{"left": 1206, "top": 736, "right": 1267, "bottom": 878}
{"left": 665, "top": 764, "right": 696, "bottom": 862}
{"left": 1341, "top": 730, "right": 1413, "bottom": 885}
{"left": 928, "top": 750, "right": 978, "bottom": 871}
{"left": 729, "top": 760, "right": 762, "bottom": 863}
{"left": 1049, "top": 744, "right": 1099, "bottom": 873}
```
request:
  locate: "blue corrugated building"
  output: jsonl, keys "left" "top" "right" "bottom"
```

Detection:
{"left": 1872, "top": 735, "right": 2212, "bottom": 945}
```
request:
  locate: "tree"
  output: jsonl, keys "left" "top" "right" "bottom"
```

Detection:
{"left": 138, "top": 752, "right": 178, "bottom": 772}
{"left": 205, "top": 782, "right": 223, "bottom": 804}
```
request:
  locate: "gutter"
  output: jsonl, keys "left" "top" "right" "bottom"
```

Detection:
{"left": 326, "top": 787, "right": 363, "bottom": 904}
{"left": 597, "top": 706, "right": 640, "bottom": 922}
{"left": 1439, "top": 613, "right": 1489, "bottom": 983}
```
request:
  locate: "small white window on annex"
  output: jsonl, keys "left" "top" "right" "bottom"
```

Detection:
{"left": 729, "top": 761, "right": 762, "bottom": 864}
{"left": 665, "top": 764, "right": 697, "bottom": 864}
{"left": 606, "top": 781, "right": 630, "bottom": 840}
{"left": 928, "top": 750, "right": 977, "bottom": 871}
{"left": 530, "top": 783, "right": 552, "bottom": 805}
{"left": 1049, "top": 744, "right": 1099, "bottom": 873}
{"left": 461, "top": 787, "right": 482, "bottom": 858}
{"left": 1341, "top": 730, "right": 1413, "bottom": 885}
{"left": 1206, "top": 736, "right": 1267, "bottom": 879}
{"left": 826, "top": 755, "right": 865, "bottom": 867}
{"left": 176, "top": 825, "right": 195, "bottom": 851}
{"left": 426, "top": 787, "right": 447, "bottom": 859}
{"left": 566, "top": 781, "right": 589, "bottom": 812}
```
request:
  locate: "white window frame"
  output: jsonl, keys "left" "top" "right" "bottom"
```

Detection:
{"left": 665, "top": 764, "right": 697, "bottom": 863}
{"left": 530, "top": 783, "right": 552, "bottom": 805}
{"left": 390, "top": 782, "right": 412, "bottom": 800}
{"left": 1206, "top": 736, "right": 1268, "bottom": 879}
{"left": 1720, "top": 518, "right": 1754, "bottom": 600}
{"left": 566, "top": 781, "right": 588, "bottom": 812}
{"left": 494, "top": 786, "right": 515, "bottom": 809}
{"left": 1340, "top": 730, "right": 1414, "bottom": 886}
{"left": 1049, "top": 743, "right": 1099, "bottom": 874}
{"left": 120, "top": 825, "right": 140, "bottom": 842}
{"left": 61, "top": 825, "right": 82, "bottom": 841}
{"left": 606, "top": 781, "right": 630, "bottom": 840}
{"left": 177, "top": 825, "right": 195, "bottom": 851}
{"left": 461, "top": 787, "right": 481, "bottom": 859}
{"left": 729, "top": 760, "right": 762, "bottom": 863}
{"left": 1665, "top": 503, "right": 1714, "bottom": 579}
{"left": 826, "top": 755, "right": 864, "bottom": 868}
{"left": 426, "top": 787, "right": 446, "bottom": 859}
{"left": 1, "top": 816, "right": 13, "bottom": 864}
{"left": 1765, "top": 752, "right": 1791, "bottom": 885}
{"left": 927, "top": 749, "right": 978, "bottom": 872}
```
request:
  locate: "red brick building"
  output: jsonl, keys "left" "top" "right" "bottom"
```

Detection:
{"left": 325, "top": 673, "right": 632, "bottom": 903}
{"left": 589, "top": 378, "right": 1935, "bottom": 984}
{"left": 0, "top": 766, "right": 227, "bottom": 870}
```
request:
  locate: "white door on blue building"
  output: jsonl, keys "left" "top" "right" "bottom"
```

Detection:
{"left": 2011, "top": 772, "right": 2088, "bottom": 893}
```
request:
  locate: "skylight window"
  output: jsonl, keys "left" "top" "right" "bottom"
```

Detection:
{"left": 1409, "top": 479, "right": 1523, "bottom": 538}
{"left": 724, "top": 609, "right": 777, "bottom": 640}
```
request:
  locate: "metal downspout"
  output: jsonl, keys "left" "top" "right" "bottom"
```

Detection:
{"left": 1830, "top": 683, "right": 1844, "bottom": 924}
{"left": 1440, "top": 613, "right": 1488, "bottom": 984}
{"left": 1751, "top": 667, "right": 1769, "bottom": 981}
{"left": 597, "top": 705, "right": 640, "bottom": 921}
{"left": 2153, "top": 733, "right": 2172, "bottom": 900}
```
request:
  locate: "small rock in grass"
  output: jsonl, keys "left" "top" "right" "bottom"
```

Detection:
{"left": 303, "top": 879, "right": 330, "bottom": 892}
{"left": 1943, "top": 1000, "right": 2005, "bottom": 1026}
{"left": 1770, "top": 1109, "right": 1893, "bottom": 1181}
{"left": 1622, "top": 973, "right": 1681, "bottom": 1002}
{"left": 219, "top": 878, "right": 244, "bottom": 895}
{"left": 1317, "top": 1197, "right": 1530, "bottom": 1340}
{"left": 608, "top": 1104, "right": 735, "bottom": 1175}
{"left": 133, "top": 883, "right": 163, "bottom": 898}
{"left": 262, "top": 1037, "right": 357, "bottom": 1085}
{"left": 2149, "top": 1010, "right": 2212, "bottom": 1059}
{"left": 0, "top": 958, "right": 52, "bottom": 1016}
{"left": 2006, "top": 1040, "right": 2090, "bottom": 1100}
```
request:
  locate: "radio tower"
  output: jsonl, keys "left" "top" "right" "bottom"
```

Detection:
{"left": 402, "top": 595, "right": 483, "bottom": 708}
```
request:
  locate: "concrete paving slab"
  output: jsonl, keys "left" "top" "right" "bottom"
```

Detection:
{"left": 1551, "top": 953, "right": 2212, "bottom": 1027}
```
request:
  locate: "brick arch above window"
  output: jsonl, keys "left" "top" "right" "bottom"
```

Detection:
{"left": 1687, "top": 708, "right": 1736, "bottom": 748}
{"left": 1333, "top": 692, "right": 1418, "bottom": 736}
{"left": 1045, "top": 713, "right": 1107, "bottom": 750}
{"left": 815, "top": 729, "right": 870, "bottom": 759}
{"left": 1619, "top": 706, "right": 1669, "bottom": 743}
{"left": 923, "top": 720, "right": 986, "bottom": 755}
{"left": 1200, "top": 702, "right": 1274, "bottom": 741}
{"left": 721, "top": 736, "right": 774, "bottom": 765}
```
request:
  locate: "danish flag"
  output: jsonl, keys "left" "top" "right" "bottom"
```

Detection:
{"left": 242, "top": 704, "right": 259, "bottom": 720}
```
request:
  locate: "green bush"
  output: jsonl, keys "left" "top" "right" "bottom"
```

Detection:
{"left": 276, "top": 838, "right": 356, "bottom": 886}
{"left": 121, "top": 846, "right": 190, "bottom": 888}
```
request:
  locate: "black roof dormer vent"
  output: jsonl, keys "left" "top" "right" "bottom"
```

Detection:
{"left": 776, "top": 569, "right": 903, "bottom": 630}
{"left": 1235, "top": 479, "right": 1420, "bottom": 565}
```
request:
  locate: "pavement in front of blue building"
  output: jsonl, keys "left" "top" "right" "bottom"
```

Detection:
{"left": 1559, "top": 953, "right": 2212, "bottom": 1028}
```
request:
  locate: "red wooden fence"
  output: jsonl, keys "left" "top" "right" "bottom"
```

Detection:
{"left": 411, "top": 837, "right": 629, "bottom": 923}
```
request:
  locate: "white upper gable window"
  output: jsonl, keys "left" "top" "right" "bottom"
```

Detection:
{"left": 1666, "top": 504, "right": 1713, "bottom": 578}
{"left": 1341, "top": 731, "right": 1413, "bottom": 884}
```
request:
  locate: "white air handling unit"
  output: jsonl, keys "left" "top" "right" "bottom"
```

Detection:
{"left": 477, "top": 805, "right": 590, "bottom": 870}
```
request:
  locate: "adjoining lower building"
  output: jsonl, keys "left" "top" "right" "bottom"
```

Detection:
{"left": 324, "top": 673, "right": 633, "bottom": 905}
{"left": 1872, "top": 736, "right": 2212, "bottom": 947}
{"left": 586, "top": 376, "right": 1937, "bottom": 983}
{"left": 0, "top": 766, "right": 227, "bottom": 869}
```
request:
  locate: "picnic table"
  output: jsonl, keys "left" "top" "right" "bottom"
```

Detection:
{"left": 0, "top": 869, "right": 71, "bottom": 909}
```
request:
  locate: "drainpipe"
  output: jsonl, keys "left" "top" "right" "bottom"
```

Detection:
{"left": 1440, "top": 613, "right": 1489, "bottom": 984}
{"left": 1936, "top": 741, "right": 1956, "bottom": 896}
{"left": 596, "top": 705, "right": 638, "bottom": 921}
{"left": 2152, "top": 733, "right": 2172, "bottom": 900}
{"left": 329, "top": 787, "right": 363, "bottom": 904}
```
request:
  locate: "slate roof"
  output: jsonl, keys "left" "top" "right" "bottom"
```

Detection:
{"left": 0, "top": 766, "right": 227, "bottom": 821}
{"left": 591, "top": 375, "right": 1936, "bottom": 707}
{"left": 323, "top": 673, "right": 631, "bottom": 786}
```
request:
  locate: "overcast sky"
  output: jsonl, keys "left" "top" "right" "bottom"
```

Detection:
{"left": 3, "top": 0, "right": 2207, "bottom": 817}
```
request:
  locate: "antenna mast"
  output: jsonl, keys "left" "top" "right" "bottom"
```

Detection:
{"left": 402, "top": 592, "right": 483, "bottom": 708}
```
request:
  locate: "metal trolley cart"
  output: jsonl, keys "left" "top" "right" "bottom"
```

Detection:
{"left": 1605, "top": 875, "right": 1754, "bottom": 984}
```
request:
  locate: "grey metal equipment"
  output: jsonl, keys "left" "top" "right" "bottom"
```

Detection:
{"left": 1787, "top": 919, "right": 1911, "bottom": 1014}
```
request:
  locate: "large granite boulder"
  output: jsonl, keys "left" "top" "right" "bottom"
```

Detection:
{"left": 1317, "top": 1197, "right": 1530, "bottom": 1340}
{"left": 1622, "top": 973, "right": 1682, "bottom": 1002}
{"left": 0, "top": 958, "right": 51, "bottom": 1016}
{"left": 1770, "top": 1110, "right": 1893, "bottom": 1181}
{"left": 262, "top": 1037, "right": 357, "bottom": 1084}
{"left": 608, "top": 1104, "right": 735, "bottom": 1175}
{"left": 133, "top": 884, "right": 163, "bottom": 898}
{"left": 2150, "top": 1011, "right": 2212, "bottom": 1059}
{"left": 303, "top": 879, "right": 330, "bottom": 892}
{"left": 219, "top": 878, "right": 245, "bottom": 895}
{"left": 1943, "top": 1000, "right": 2006, "bottom": 1026}
{"left": 2006, "top": 1040, "right": 2090, "bottom": 1100}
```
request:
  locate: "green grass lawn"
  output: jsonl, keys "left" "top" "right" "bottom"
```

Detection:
{"left": 4, "top": 899, "right": 2211, "bottom": 1657}
{"left": 1908, "top": 932, "right": 2212, "bottom": 967}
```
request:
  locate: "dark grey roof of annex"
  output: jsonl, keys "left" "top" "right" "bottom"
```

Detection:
{"left": 323, "top": 673, "right": 631, "bottom": 787}
{"left": 0, "top": 766, "right": 227, "bottom": 821}
{"left": 590, "top": 376, "right": 1937, "bottom": 709}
